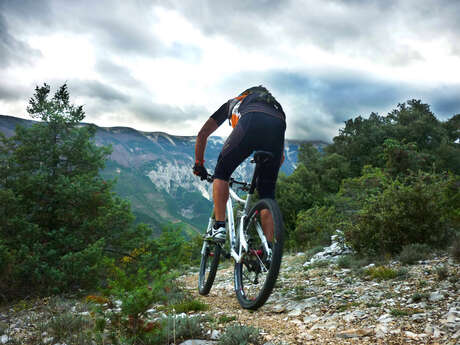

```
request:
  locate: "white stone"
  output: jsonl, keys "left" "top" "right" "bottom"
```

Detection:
{"left": 452, "top": 329, "right": 460, "bottom": 339}
{"left": 433, "top": 328, "right": 442, "bottom": 338}
{"left": 302, "top": 297, "right": 319, "bottom": 308}
{"left": 375, "top": 324, "right": 388, "bottom": 338}
{"left": 429, "top": 292, "right": 444, "bottom": 302}
{"left": 377, "top": 313, "right": 393, "bottom": 323}
{"left": 299, "top": 332, "right": 315, "bottom": 340}
{"left": 210, "top": 330, "right": 220, "bottom": 340}
{"left": 0, "top": 335, "right": 9, "bottom": 344}
{"left": 303, "top": 314, "right": 319, "bottom": 323}
{"left": 288, "top": 309, "right": 302, "bottom": 317}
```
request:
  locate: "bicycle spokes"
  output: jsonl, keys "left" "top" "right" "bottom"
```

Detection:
{"left": 234, "top": 198, "right": 284, "bottom": 310}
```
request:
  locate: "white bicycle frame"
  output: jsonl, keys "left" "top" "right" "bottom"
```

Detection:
{"left": 201, "top": 184, "right": 271, "bottom": 264}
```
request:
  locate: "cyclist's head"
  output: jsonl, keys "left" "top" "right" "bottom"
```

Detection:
{"left": 240, "top": 85, "right": 270, "bottom": 97}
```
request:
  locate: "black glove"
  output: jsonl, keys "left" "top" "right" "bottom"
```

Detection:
{"left": 193, "top": 162, "right": 208, "bottom": 180}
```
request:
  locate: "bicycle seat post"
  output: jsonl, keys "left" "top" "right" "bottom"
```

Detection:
{"left": 249, "top": 151, "right": 274, "bottom": 195}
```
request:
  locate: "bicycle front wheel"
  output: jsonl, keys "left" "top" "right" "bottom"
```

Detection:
{"left": 198, "top": 239, "right": 221, "bottom": 295}
{"left": 234, "top": 198, "right": 284, "bottom": 310}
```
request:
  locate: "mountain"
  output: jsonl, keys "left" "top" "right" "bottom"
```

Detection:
{"left": 0, "top": 115, "right": 328, "bottom": 234}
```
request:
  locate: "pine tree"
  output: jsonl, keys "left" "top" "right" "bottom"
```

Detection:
{"left": 0, "top": 84, "right": 150, "bottom": 298}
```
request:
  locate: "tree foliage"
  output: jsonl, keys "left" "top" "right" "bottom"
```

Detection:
{"left": 277, "top": 99, "right": 459, "bottom": 254}
{"left": 0, "top": 84, "right": 152, "bottom": 298}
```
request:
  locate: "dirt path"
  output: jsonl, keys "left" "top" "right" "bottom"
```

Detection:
{"left": 182, "top": 264, "right": 304, "bottom": 344}
{"left": 181, "top": 254, "right": 460, "bottom": 345}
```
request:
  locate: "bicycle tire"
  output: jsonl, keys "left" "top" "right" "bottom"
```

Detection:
{"left": 234, "top": 198, "right": 284, "bottom": 310}
{"left": 198, "top": 240, "right": 221, "bottom": 295}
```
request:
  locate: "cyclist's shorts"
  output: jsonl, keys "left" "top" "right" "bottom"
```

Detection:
{"left": 213, "top": 112, "right": 286, "bottom": 199}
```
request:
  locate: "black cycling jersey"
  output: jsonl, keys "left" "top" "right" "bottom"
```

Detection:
{"left": 211, "top": 100, "right": 285, "bottom": 127}
{"left": 209, "top": 87, "right": 286, "bottom": 199}
{"left": 213, "top": 112, "right": 285, "bottom": 199}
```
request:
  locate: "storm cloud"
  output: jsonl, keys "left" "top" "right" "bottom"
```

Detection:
{"left": 0, "top": 0, "right": 459, "bottom": 140}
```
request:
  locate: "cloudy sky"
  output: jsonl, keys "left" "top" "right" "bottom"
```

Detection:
{"left": 1, "top": 0, "right": 459, "bottom": 141}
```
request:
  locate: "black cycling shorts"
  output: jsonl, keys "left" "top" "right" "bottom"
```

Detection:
{"left": 213, "top": 112, "right": 286, "bottom": 199}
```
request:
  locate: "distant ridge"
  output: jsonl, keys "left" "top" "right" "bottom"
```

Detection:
{"left": 0, "top": 114, "right": 326, "bottom": 232}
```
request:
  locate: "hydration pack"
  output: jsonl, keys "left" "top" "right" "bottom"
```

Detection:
{"left": 227, "top": 86, "right": 282, "bottom": 128}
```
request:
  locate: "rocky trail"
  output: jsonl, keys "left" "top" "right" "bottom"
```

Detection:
{"left": 181, "top": 249, "right": 460, "bottom": 345}
{"left": 1, "top": 244, "right": 459, "bottom": 345}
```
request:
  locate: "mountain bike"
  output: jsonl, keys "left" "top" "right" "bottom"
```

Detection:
{"left": 198, "top": 151, "right": 285, "bottom": 310}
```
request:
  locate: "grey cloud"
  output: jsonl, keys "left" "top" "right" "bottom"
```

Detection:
{"left": 421, "top": 86, "right": 460, "bottom": 119}
{"left": 70, "top": 80, "right": 130, "bottom": 103}
{"left": 160, "top": 0, "right": 458, "bottom": 65}
{"left": 161, "top": 0, "right": 286, "bottom": 48}
{"left": 0, "top": 0, "right": 53, "bottom": 25}
{"left": 0, "top": 13, "right": 41, "bottom": 67}
{"left": 1, "top": 0, "right": 200, "bottom": 59}
{"left": 130, "top": 100, "right": 207, "bottom": 125}
{"left": 0, "top": 82, "right": 29, "bottom": 101}
{"left": 95, "top": 59, "right": 142, "bottom": 88}
{"left": 219, "top": 68, "right": 460, "bottom": 141}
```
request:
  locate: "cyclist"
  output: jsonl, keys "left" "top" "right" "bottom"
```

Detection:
{"left": 193, "top": 85, "right": 286, "bottom": 244}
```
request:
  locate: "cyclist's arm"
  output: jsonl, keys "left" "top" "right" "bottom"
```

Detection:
{"left": 195, "top": 118, "right": 218, "bottom": 163}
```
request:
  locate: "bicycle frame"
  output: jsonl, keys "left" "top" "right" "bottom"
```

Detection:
{"left": 201, "top": 183, "right": 271, "bottom": 264}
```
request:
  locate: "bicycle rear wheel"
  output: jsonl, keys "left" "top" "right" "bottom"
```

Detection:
{"left": 234, "top": 198, "right": 284, "bottom": 310}
{"left": 198, "top": 239, "right": 221, "bottom": 295}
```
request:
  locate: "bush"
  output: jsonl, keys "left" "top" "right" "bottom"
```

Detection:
{"left": 151, "top": 315, "right": 205, "bottom": 344}
{"left": 163, "top": 299, "right": 209, "bottom": 313}
{"left": 345, "top": 171, "right": 455, "bottom": 256}
{"left": 337, "top": 255, "right": 369, "bottom": 270}
{"left": 218, "top": 325, "right": 262, "bottom": 345}
{"left": 293, "top": 205, "right": 341, "bottom": 250}
{"left": 364, "top": 266, "right": 399, "bottom": 281}
{"left": 399, "top": 243, "right": 432, "bottom": 265}
{"left": 89, "top": 258, "right": 175, "bottom": 344}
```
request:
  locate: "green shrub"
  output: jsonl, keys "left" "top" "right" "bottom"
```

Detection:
{"left": 90, "top": 259, "right": 173, "bottom": 344}
{"left": 345, "top": 171, "right": 455, "bottom": 256}
{"left": 218, "top": 325, "right": 262, "bottom": 345}
{"left": 165, "top": 299, "right": 209, "bottom": 313}
{"left": 294, "top": 206, "right": 341, "bottom": 249}
{"left": 46, "top": 312, "right": 92, "bottom": 343}
{"left": 399, "top": 243, "right": 432, "bottom": 265}
{"left": 364, "top": 266, "right": 399, "bottom": 281}
{"left": 337, "top": 255, "right": 369, "bottom": 269}
{"left": 218, "top": 315, "right": 237, "bottom": 324}
{"left": 390, "top": 308, "right": 422, "bottom": 317}
{"left": 411, "top": 292, "right": 429, "bottom": 302}
{"left": 151, "top": 315, "right": 205, "bottom": 344}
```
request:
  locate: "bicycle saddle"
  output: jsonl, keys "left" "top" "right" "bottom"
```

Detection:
{"left": 253, "top": 151, "right": 274, "bottom": 164}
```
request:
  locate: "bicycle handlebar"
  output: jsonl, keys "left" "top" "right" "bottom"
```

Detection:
{"left": 203, "top": 173, "right": 250, "bottom": 191}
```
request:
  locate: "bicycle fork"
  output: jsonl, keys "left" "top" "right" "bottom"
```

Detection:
{"left": 201, "top": 216, "right": 214, "bottom": 255}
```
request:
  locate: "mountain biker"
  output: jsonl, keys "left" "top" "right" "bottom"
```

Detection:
{"left": 193, "top": 85, "right": 286, "bottom": 244}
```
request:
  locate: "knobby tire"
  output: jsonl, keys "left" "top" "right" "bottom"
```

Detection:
{"left": 234, "top": 198, "right": 284, "bottom": 310}
{"left": 198, "top": 240, "right": 221, "bottom": 295}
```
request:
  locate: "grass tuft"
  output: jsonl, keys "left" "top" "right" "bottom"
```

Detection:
{"left": 218, "top": 325, "right": 262, "bottom": 345}
{"left": 399, "top": 243, "right": 432, "bottom": 265}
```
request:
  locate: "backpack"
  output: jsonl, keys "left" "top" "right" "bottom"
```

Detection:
{"left": 227, "top": 86, "right": 283, "bottom": 128}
